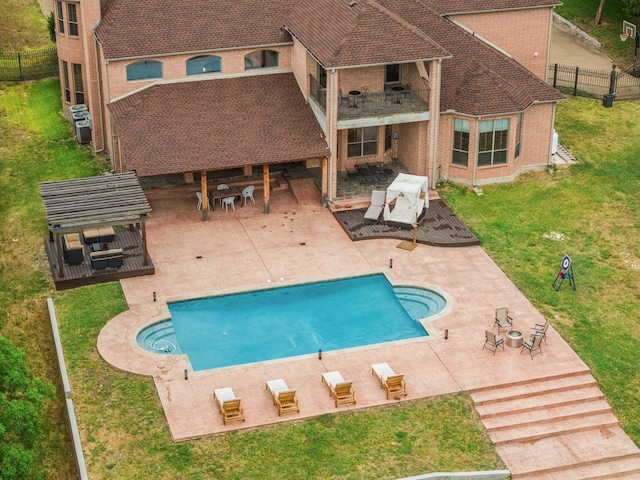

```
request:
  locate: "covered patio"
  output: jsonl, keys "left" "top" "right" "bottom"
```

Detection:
{"left": 108, "top": 74, "right": 331, "bottom": 219}
{"left": 39, "top": 172, "right": 154, "bottom": 290}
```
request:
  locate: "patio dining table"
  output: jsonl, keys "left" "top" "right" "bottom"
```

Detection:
{"left": 209, "top": 186, "right": 242, "bottom": 210}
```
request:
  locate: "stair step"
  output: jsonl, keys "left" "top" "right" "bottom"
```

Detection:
{"left": 496, "top": 426, "right": 640, "bottom": 478}
{"left": 471, "top": 371, "right": 594, "bottom": 406}
{"left": 491, "top": 411, "right": 620, "bottom": 445}
{"left": 484, "top": 400, "right": 612, "bottom": 431}
{"left": 512, "top": 453, "right": 640, "bottom": 480}
{"left": 476, "top": 384, "right": 604, "bottom": 418}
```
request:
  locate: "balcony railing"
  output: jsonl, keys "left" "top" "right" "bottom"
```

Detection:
{"left": 310, "top": 75, "right": 429, "bottom": 120}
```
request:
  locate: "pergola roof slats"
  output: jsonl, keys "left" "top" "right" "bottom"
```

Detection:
{"left": 39, "top": 172, "right": 152, "bottom": 233}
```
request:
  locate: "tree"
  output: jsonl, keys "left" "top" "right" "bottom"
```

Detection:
{"left": 595, "top": 0, "right": 606, "bottom": 24}
{"left": 0, "top": 337, "right": 55, "bottom": 480}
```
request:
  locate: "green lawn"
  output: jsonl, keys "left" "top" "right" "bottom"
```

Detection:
{"left": 1, "top": 0, "right": 639, "bottom": 477}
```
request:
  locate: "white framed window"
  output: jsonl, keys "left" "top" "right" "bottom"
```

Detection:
{"left": 515, "top": 113, "right": 523, "bottom": 158}
{"left": 62, "top": 61, "right": 70, "bottom": 102}
{"left": 72, "top": 63, "right": 84, "bottom": 104}
{"left": 56, "top": 1, "right": 64, "bottom": 33}
{"left": 478, "top": 119, "right": 509, "bottom": 166}
{"left": 348, "top": 127, "right": 378, "bottom": 157}
{"left": 67, "top": 3, "right": 78, "bottom": 36}
{"left": 452, "top": 118, "right": 470, "bottom": 166}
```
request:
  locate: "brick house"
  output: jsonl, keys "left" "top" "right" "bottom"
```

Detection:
{"left": 53, "top": 0, "right": 564, "bottom": 205}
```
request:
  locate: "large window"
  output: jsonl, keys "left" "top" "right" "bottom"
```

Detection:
{"left": 452, "top": 118, "right": 470, "bottom": 166}
{"left": 186, "top": 55, "right": 221, "bottom": 75}
{"left": 67, "top": 3, "right": 78, "bottom": 36}
{"left": 348, "top": 127, "right": 378, "bottom": 157}
{"left": 56, "top": 1, "right": 64, "bottom": 33}
{"left": 385, "top": 64, "right": 401, "bottom": 85}
{"left": 478, "top": 119, "right": 509, "bottom": 166}
{"left": 62, "top": 61, "right": 70, "bottom": 102}
{"left": 244, "top": 50, "right": 279, "bottom": 69}
{"left": 72, "top": 63, "right": 84, "bottom": 104}
{"left": 126, "top": 60, "right": 163, "bottom": 81}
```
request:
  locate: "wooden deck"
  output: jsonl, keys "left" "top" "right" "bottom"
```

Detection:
{"left": 44, "top": 227, "right": 155, "bottom": 290}
{"left": 332, "top": 199, "right": 480, "bottom": 247}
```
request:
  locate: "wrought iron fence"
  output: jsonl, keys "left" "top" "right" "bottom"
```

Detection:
{"left": 0, "top": 46, "right": 58, "bottom": 81}
{"left": 548, "top": 63, "right": 640, "bottom": 101}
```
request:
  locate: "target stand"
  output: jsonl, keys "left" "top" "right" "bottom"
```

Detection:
{"left": 553, "top": 255, "right": 576, "bottom": 291}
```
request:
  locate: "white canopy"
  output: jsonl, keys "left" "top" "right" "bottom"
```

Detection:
{"left": 385, "top": 173, "right": 429, "bottom": 208}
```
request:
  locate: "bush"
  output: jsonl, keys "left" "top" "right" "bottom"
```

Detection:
{"left": 0, "top": 337, "right": 55, "bottom": 480}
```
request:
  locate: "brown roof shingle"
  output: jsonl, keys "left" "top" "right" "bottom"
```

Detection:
{"left": 286, "top": 0, "right": 450, "bottom": 68}
{"left": 378, "top": 0, "right": 565, "bottom": 114}
{"left": 108, "top": 74, "right": 330, "bottom": 177}
{"left": 97, "top": 0, "right": 293, "bottom": 59}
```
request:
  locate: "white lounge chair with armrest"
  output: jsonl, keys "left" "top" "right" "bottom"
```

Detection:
{"left": 213, "top": 387, "right": 245, "bottom": 425}
{"left": 266, "top": 378, "right": 300, "bottom": 416}
{"left": 321, "top": 371, "right": 356, "bottom": 407}
{"left": 364, "top": 190, "right": 385, "bottom": 222}
{"left": 371, "top": 362, "right": 408, "bottom": 399}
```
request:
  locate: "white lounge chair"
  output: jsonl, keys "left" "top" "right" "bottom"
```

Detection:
{"left": 321, "top": 371, "right": 356, "bottom": 407}
{"left": 364, "top": 190, "right": 385, "bottom": 222}
{"left": 266, "top": 378, "right": 299, "bottom": 416}
{"left": 371, "top": 362, "right": 407, "bottom": 399}
{"left": 213, "top": 387, "right": 245, "bottom": 425}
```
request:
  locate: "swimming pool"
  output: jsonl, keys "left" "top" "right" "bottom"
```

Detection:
{"left": 137, "top": 274, "right": 446, "bottom": 371}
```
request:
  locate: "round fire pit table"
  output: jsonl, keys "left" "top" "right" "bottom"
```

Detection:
{"left": 506, "top": 330, "right": 524, "bottom": 348}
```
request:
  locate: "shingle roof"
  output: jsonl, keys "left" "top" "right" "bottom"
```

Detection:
{"left": 286, "top": 0, "right": 450, "bottom": 68}
{"left": 97, "top": 0, "right": 293, "bottom": 59}
{"left": 108, "top": 74, "right": 330, "bottom": 177}
{"left": 427, "top": 0, "right": 561, "bottom": 15}
{"left": 378, "top": 0, "right": 565, "bottom": 114}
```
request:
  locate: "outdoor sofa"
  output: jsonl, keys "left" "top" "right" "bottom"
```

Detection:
{"left": 90, "top": 248, "right": 123, "bottom": 270}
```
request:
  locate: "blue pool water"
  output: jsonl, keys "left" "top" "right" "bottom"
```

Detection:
{"left": 137, "top": 274, "right": 446, "bottom": 371}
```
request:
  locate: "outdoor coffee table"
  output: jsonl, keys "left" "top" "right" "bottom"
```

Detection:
{"left": 506, "top": 330, "right": 524, "bottom": 348}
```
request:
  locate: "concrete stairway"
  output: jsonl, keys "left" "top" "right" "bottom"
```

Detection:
{"left": 470, "top": 370, "right": 640, "bottom": 479}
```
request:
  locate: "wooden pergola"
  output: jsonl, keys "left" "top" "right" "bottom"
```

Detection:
{"left": 39, "top": 172, "right": 152, "bottom": 278}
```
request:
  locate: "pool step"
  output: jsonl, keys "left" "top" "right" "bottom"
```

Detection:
{"left": 137, "top": 321, "right": 182, "bottom": 354}
{"left": 393, "top": 286, "right": 445, "bottom": 321}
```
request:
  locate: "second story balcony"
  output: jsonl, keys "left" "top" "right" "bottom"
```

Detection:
{"left": 310, "top": 75, "right": 429, "bottom": 123}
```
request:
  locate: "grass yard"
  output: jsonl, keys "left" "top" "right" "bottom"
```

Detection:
{"left": 1, "top": 80, "right": 505, "bottom": 479}
{"left": 0, "top": 0, "right": 639, "bottom": 478}
{"left": 440, "top": 97, "right": 640, "bottom": 443}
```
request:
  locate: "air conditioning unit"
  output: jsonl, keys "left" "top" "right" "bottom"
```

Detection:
{"left": 72, "top": 110, "right": 91, "bottom": 128}
{"left": 75, "top": 120, "right": 92, "bottom": 144}
{"left": 69, "top": 104, "right": 87, "bottom": 114}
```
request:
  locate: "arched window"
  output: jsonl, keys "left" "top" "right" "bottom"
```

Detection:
{"left": 244, "top": 50, "right": 279, "bottom": 69}
{"left": 186, "top": 55, "right": 222, "bottom": 75}
{"left": 126, "top": 60, "right": 163, "bottom": 81}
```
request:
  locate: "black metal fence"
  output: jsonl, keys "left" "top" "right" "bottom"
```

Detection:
{"left": 0, "top": 46, "right": 58, "bottom": 81}
{"left": 548, "top": 63, "right": 640, "bottom": 101}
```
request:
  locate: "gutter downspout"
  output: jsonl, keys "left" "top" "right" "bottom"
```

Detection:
{"left": 548, "top": 102, "right": 557, "bottom": 167}
{"left": 472, "top": 117, "right": 480, "bottom": 187}
{"left": 92, "top": 28, "right": 105, "bottom": 154}
{"left": 430, "top": 59, "right": 442, "bottom": 189}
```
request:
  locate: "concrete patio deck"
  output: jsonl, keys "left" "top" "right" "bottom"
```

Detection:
{"left": 97, "top": 183, "right": 640, "bottom": 478}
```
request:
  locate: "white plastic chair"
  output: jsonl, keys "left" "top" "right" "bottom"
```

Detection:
{"left": 216, "top": 184, "right": 229, "bottom": 205}
{"left": 222, "top": 196, "right": 235, "bottom": 213}
{"left": 195, "top": 192, "right": 210, "bottom": 211}
{"left": 242, "top": 185, "right": 255, "bottom": 206}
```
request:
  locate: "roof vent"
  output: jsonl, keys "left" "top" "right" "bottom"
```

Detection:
{"left": 348, "top": 1, "right": 356, "bottom": 7}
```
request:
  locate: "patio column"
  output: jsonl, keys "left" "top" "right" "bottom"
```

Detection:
{"left": 141, "top": 220, "right": 149, "bottom": 265}
{"left": 321, "top": 156, "right": 328, "bottom": 207}
{"left": 55, "top": 232, "right": 64, "bottom": 277}
{"left": 263, "top": 164, "right": 270, "bottom": 214}
{"left": 200, "top": 170, "right": 208, "bottom": 221}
